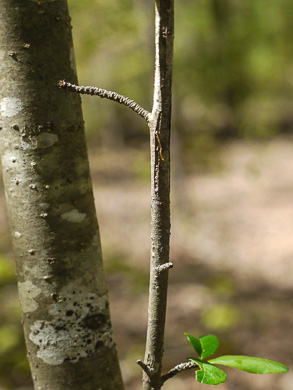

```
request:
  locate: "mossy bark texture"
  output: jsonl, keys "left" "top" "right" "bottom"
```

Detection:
{"left": 0, "top": 1, "right": 124, "bottom": 389}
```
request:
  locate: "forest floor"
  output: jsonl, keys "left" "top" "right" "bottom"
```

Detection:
{"left": 0, "top": 137, "right": 293, "bottom": 389}
{"left": 90, "top": 136, "right": 293, "bottom": 390}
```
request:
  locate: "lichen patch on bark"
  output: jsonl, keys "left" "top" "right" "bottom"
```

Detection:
{"left": 19, "top": 133, "right": 59, "bottom": 151}
{"left": 18, "top": 280, "right": 42, "bottom": 313}
{"left": 61, "top": 209, "right": 87, "bottom": 223}
{"left": 27, "top": 133, "right": 59, "bottom": 149}
{"left": 29, "top": 285, "right": 114, "bottom": 365}
{"left": 0, "top": 97, "right": 23, "bottom": 117}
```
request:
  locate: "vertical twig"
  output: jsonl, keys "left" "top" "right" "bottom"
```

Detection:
{"left": 142, "top": 1, "right": 174, "bottom": 389}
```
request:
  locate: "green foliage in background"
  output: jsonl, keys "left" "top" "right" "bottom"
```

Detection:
{"left": 0, "top": 256, "right": 29, "bottom": 389}
{"left": 68, "top": 0, "right": 293, "bottom": 150}
{"left": 186, "top": 334, "right": 288, "bottom": 385}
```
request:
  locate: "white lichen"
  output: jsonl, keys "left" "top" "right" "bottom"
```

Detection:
{"left": 0, "top": 97, "right": 23, "bottom": 117}
{"left": 39, "top": 203, "right": 50, "bottom": 210}
{"left": 30, "top": 133, "right": 59, "bottom": 149}
{"left": 20, "top": 133, "right": 58, "bottom": 151}
{"left": 61, "top": 209, "right": 87, "bottom": 223}
{"left": 22, "top": 252, "right": 52, "bottom": 283}
{"left": 18, "top": 281, "right": 42, "bottom": 313}
{"left": 29, "top": 285, "right": 114, "bottom": 365}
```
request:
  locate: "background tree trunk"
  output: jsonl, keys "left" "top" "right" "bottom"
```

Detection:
{"left": 0, "top": 1, "right": 124, "bottom": 389}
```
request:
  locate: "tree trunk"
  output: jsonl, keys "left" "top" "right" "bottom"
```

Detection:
{"left": 0, "top": 1, "right": 124, "bottom": 389}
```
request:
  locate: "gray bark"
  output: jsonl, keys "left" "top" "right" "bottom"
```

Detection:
{"left": 0, "top": 1, "right": 124, "bottom": 389}
{"left": 143, "top": 1, "right": 174, "bottom": 389}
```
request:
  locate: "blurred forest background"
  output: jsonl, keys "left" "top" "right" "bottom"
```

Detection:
{"left": 1, "top": 0, "right": 293, "bottom": 389}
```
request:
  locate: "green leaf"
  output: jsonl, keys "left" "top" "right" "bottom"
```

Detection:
{"left": 185, "top": 333, "right": 219, "bottom": 359}
{"left": 189, "top": 358, "right": 227, "bottom": 385}
{"left": 200, "top": 335, "right": 220, "bottom": 359}
{"left": 209, "top": 355, "right": 289, "bottom": 374}
{"left": 185, "top": 333, "right": 202, "bottom": 357}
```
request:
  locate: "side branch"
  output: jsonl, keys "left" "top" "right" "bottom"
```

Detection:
{"left": 161, "top": 361, "right": 199, "bottom": 384}
{"left": 156, "top": 262, "right": 173, "bottom": 273}
{"left": 58, "top": 80, "right": 151, "bottom": 123}
{"left": 137, "top": 360, "right": 153, "bottom": 377}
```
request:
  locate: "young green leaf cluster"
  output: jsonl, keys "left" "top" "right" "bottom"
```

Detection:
{"left": 185, "top": 334, "right": 289, "bottom": 385}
